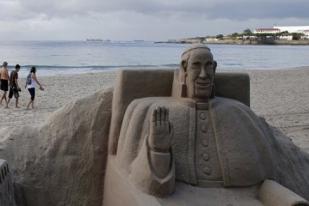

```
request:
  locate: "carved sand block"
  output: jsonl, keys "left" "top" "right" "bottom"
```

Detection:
{"left": 0, "top": 159, "right": 16, "bottom": 206}
{"left": 103, "top": 45, "right": 309, "bottom": 206}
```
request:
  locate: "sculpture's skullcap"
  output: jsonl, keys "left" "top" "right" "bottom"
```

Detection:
{"left": 181, "top": 44, "right": 211, "bottom": 57}
{"left": 2, "top": 61, "right": 8, "bottom": 67}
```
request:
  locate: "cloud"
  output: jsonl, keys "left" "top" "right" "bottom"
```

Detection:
{"left": 207, "top": 1, "right": 309, "bottom": 20}
{"left": 13, "top": 0, "right": 309, "bottom": 19}
{"left": 0, "top": 0, "right": 308, "bottom": 40}
{"left": 0, "top": 0, "right": 35, "bottom": 20}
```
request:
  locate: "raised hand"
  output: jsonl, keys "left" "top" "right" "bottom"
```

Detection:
{"left": 149, "top": 107, "right": 173, "bottom": 152}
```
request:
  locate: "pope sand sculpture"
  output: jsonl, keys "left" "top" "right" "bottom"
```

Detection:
{"left": 104, "top": 44, "right": 309, "bottom": 205}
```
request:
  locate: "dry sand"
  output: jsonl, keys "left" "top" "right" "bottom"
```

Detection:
{"left": 248, "top": 67, "right": 309, "bottom": 152}
{"left": 0, "top": 72, "right": 116, "bottom": 129}
{"left": 0, "top": 67, "right": 308, "bottom": 152}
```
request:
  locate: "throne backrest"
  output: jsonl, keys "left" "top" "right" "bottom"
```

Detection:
{"left": 108, "top": 69, "right": 250, "bottom": 154}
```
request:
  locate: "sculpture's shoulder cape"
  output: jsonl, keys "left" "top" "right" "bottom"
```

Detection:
{"left": 115, "top": 96, "right": 309, "bottom": 199}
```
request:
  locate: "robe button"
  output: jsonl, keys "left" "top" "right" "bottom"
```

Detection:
{"left": 202, "top": 153, "right": 209, "bottom": 161}
{"left": 201, "top": 125, "right": 207, "bottom": 133}
{"left": 201, "top": 138, "right": 208, "bottom": 147}
{"left": 203, "top": 166, "right": 212, "bottom": 175}
{"left": 199, "top": 112, "right": 206, "bottom": 120}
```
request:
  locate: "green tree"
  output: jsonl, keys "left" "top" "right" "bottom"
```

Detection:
{"left": 291, "top": 33, "right": 303, "bottom": 40}
{"left": 243, "top": 28, "right": 252, "bottom": 35}
{"left": 279, "top": 31, "right": 289, "bottom": 36}
{"left": 216, "top": 34, "right": 224, "bottom": 40}
{"left": 231, "top": 32, "right": 239, "bottom": 37}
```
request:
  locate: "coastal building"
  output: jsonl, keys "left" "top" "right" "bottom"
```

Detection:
{"left": 205, "top": 37, "right": 218, "bottom": 42}
{"left": 254, "top": 26, "right": 309, "bottom": 35}
{"left": 279, "top": 35, "right": 293, "bottom": 40}
{"left": 303, "top": 30, "right": 309, "bottom": 39}
{"left": 254, "top": 28, "right": 280, "bottom": 34}
{"left": 273, "top": 26, "right": 309, "bottom": 34}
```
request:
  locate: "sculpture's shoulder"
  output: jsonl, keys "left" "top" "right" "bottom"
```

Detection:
{"left": 129, "top": 96, "right": 176, "bottom": 107}
{"left": 210, "top": 96, "right": 265, "bottom": 137}
{"left": 211, "top": 96, "right": 255, "bottom": 118}
{"left": 126, "top": 96, "right": 194, "bottom": 113}
{"left": 209, "top": 96, "right": 276, "bottom": 186}
{"left": 212, "top": 96, "right": 251, "bottom": 109}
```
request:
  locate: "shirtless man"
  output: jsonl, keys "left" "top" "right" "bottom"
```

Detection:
{"left": 0, "top": 62, "right": 9, "bottom": 108}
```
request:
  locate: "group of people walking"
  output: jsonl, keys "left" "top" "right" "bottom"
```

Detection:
{"left": 0, "top": 62, "right": 44, "bottom": 109}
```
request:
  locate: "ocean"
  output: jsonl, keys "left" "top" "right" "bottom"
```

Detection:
{"left": 0, "top": 41, "right": 309, "bottom": 77}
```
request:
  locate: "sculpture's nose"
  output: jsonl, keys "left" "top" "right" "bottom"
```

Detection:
{"left": 199, "top": 67, "right": 207, "bottom": 79}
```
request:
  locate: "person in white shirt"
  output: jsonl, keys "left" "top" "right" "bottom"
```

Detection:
{"left": 25, "top": 66, "right": 44, "bottom": 109}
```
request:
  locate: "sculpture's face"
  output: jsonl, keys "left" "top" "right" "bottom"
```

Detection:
{"left": 186, "top": 49, "right": 215, "bottom": 101}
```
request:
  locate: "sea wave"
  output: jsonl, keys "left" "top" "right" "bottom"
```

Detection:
{"left": 20, "top": 64, "right": 178, "bottom": 70}
{"left": 17, "top": 64, "right": 179, "bottom": 77}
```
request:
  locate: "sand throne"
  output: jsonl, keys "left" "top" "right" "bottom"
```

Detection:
{"left": 108, "top": 69, "right": 250, "bottom": 155}
{"left": 103, "top": 69, "right": 308, "bottom": 206}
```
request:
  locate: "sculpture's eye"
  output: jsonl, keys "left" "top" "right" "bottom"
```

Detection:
{"left": 206, "top": 61, "right": 213, "bottom": 67}
{"left": 192, "top": 62, "right": 201, "bottom": 68}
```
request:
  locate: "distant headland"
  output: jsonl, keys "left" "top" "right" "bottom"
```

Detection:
{"left": 156, "top": 26, "right": 309, "bottom": 45}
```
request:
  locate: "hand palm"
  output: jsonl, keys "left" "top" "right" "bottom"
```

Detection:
{"left": 149, "top": 107, "right": 173, "bottom": 152}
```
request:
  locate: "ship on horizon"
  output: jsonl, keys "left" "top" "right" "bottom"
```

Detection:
{"left": 86, "top": 39, "right": 111, "bottom": 43}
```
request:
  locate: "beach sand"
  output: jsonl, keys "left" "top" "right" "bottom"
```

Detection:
{"left": 0, "top": 67, "right": 308, "bottom": 152}
{"left": 248, "top": 67, "right": 309, "bottom": 152}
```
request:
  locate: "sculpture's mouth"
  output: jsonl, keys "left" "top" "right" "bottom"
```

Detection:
{"left": 193, "top": 79, "right": 213, "bottom": 99}
{"left": 195, "top": 80, "right": 211, "bottom": 88}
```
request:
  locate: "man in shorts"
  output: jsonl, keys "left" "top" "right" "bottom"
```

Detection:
{"left": 8, "top": 64, "right": 21, "bottom": 108}
{"left": 0, "top": 61, "right": 9, "bottom": 108}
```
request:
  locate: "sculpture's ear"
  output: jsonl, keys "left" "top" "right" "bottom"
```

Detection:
{"left": 210, "top": 60, "right": 217, "bottom": 98}
{"left": 180, "top": 59, "right": 188, "bottom": 97}
{"left": 181, "top": 60, "right": 187, "bottom": 72}
{"left": 210, "top": 84, "right": 215, "bottom": 98}
{"left": 213, "top": 60, "right": 217, "bottom": 72}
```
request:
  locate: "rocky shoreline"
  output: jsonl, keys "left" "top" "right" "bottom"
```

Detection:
{"left": 156, "top": 39, "right": 309, "bottom": 45}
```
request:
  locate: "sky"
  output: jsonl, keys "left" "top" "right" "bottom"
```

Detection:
{"left": 0, "top": 0, "right": 308, "bottom": 41}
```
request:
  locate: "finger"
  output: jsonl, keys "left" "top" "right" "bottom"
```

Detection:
{"left": 164, "top": 108, "right": 168, "bottom": 121}
{"left": 161, "top": 107, "right": 164, "bottom": 121}
{"left": 152, "top": 109, "right": 157, "bottom": 126}
{"left": 159, "top": 107, "right": 163, "bottom": 125}
{"left": 156, "top": 107, "right": 161, "bottom": 124}
{"left": 161, "top": 107, "right": 166, "bottom": 121}
{"left": 152, "top": 109, "right": 156, "bottom": 121}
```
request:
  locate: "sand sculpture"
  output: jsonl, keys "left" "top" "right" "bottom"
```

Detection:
{"left": 104, "top": 45, "right": 309, "bottom": 206}
{"left": 0, "top": 160, "right": 15, "bottom": 206}
{"left": 0, "top": 45, "right": 309, "bottom": 206}
{"left": 0, "top": 89, "right": 113, "bottom": 206}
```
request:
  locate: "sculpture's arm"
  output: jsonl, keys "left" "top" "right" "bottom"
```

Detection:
{"left": 130, "top": 107, "right": 175, "bottom": 197}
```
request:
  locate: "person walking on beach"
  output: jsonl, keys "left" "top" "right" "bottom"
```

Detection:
{"left": 8, "top": 64, "right": 21, "bottom": 108}
{"left": 0, "top": 61, "right": 9, "bottom": 108}
{"left": 25, "top": 66, "right": 44, "bottom": 110}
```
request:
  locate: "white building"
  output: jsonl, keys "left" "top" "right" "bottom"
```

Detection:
{"left": 303, "top": 30, "right": 309, "bottom": 39}
{"left": 254, "top": 28, "right": 280, "bottom": 34}
{"left": 255, "top": 26, "right": 309, "bottom": 35}
{"left": 273, "top": 26, "right": 309, "bottom": 34}
{"left": 279, "top": 35, "right": 293, "bottom": 40}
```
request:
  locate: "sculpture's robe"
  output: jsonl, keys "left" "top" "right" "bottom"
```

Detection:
{"left": 116, "top": 96, "right": 309, "bottom": 199}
